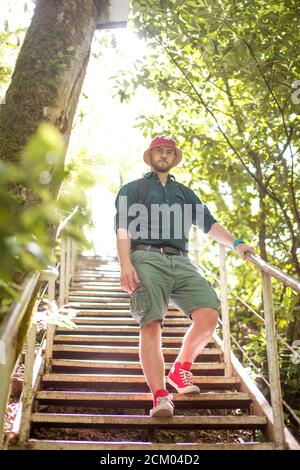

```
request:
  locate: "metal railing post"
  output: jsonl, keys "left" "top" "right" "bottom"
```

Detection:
{"left": 71, "top": 239, "right": 77, "bottom": 281}
{"left": 59, "top": 236, "right": 67, "bottom": 307}
{"left": 41, "top": 265, "right": 59, "bottom": 373}
{"left": 219, "top": 244, "right": 232, "bottom": 377}
{"left": 65, "top": 236, "right": 71, "bottom": 303}
{"left": 261, "top": 270, "right": 285, "bottom": 448}
{"left": 45, "top": 327, "right": 56, "bottom": 373}
{"left": 18, "top": 318, "right": 37, "bottom": 445}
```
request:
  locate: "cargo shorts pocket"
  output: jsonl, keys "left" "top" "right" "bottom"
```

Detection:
{"left": 130, "top": 283, "right": 150, "bottom": 322}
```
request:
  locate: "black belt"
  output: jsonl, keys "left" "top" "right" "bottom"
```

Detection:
{"left": 131, "top": 244, "right": 188, "bottom": 257}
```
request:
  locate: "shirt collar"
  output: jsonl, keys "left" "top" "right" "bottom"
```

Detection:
{"left": 143, "top": 171, "right": 176, "bottom": 182}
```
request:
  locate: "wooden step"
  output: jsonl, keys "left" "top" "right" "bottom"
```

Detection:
{"left": 77, "top": 258, "right": 117, "bottom": 262}
{"left": 42, "top": 373, "right": 237, "bottom": 384}
{"left": 72, "top": 283, "right": 121, "bottom": 288}
{"left": 73, "top": 272, "right": 119, "bottom": 276}
{"left": 73, "top": 310, "right": 186, "bottom": 318}
{"left": 71, "top": 282, "right": 122, "bottom": 288}
{"left": 75, "top": 270, "right": 120, "bottom": 274}
{"left": 56, "top": 325, "right": 192, "bottom": 334}
{"left": 30, "top": 413, "right": 267, "bottom": 430}
{"left": 67, "top": 302, "right": 129, "bottom": 309}
{"left": 52, "top": 345, "right": 220, "bottom": 355}
{"left": 42, "top": 374, "right": 239, "bottom": 391}
{"left": 73, "top": 275, "right": 120, "bottom": 280}
{"left": 72, "top": 275, "right": 120, "bottom": 279}
{"left": 69, "top": 286, "right": 125, "bottom": 292}
{"left": 73, "top": 311, "right": 132, "bottom": 317}
{"left": 51, "top": 359, "right": 225, "bottom": 376}
{"left": 74, "top": 271, "right": 119, "bottom": 274}
{"left": 68, "top": 292, "right": 130, "bottom": 298}
{"left": 52, "top": 345, "right": 222, "bottom": 362}
{"left": 68, "top": 297, "right": 130, "bottom": 304}
{"left": 27, "top": 440, "right": 276, "bottom": 450}
{"left": 36, "top": 391, "right": 251, "bottom": 409}
{"left": 68, "top": 295, "right": 129, "bottom": 301}
{"left": 53, "top": 335, "right": 216, "bottom": 347}
{"left": 73, "top": 317, "right": 192, "bottom": 324}
{"left": 50, "top": 359, "right": 222, "bottom": 370}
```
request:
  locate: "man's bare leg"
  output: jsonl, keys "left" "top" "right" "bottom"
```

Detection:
{"left": 139, "top": 320, "right": 165, "bottom": 394}
{"left": 175, "top": 307, "right": 219, "bottom": 364}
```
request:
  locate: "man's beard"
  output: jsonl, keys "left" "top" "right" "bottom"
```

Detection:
{"left": 150, "top": 158, "right": 173, "bottom": 173}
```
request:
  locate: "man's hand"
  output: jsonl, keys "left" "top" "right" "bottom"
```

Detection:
{"left": 120, "top": 262, "right": 140, "bottom": 295}
{"left": 235, "top": 243, "right": 255, "bottom": 260}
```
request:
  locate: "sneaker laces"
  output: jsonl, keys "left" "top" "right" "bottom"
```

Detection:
{"left": 156, "top": 395, "right": 174, "bottom": 408}
{"left": 179, "top": 369, "right": 193, "bottom": 385}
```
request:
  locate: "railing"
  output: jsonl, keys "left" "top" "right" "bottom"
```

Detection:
{"left": 0, "top": 206, "right": 80, "bottom": 448}
{"left": 190, "top": 226, "right": 300, "bottom": 449}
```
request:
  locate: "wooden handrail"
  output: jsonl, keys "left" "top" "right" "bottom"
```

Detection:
{"left": 245, "top": 252, "right": 300, "bottom": 294}
{"left": 218, "top": 244, "right": 232, "bottom": 377}
{"left": 0, "top": 272, "right": 40, "bottom": 447}
{"left": 0, "top": 272, "right": 40, "bottom": 349}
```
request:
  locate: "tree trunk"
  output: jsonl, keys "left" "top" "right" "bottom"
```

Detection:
{"left": 0, "top": 0, "right": 102, "bottom": 207}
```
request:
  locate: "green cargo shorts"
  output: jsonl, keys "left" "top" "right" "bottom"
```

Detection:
{"left": 129, "top": 249, "right": 221, "bottom": 328}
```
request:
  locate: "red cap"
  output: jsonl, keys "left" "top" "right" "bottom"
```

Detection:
{"left": 143, "top": 135, "right": 183, "bottom": 167}
{"left": 149, "top": 135, "right": 176, "bottom": 149}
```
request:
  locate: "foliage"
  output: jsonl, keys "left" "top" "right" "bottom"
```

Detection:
{"left": 0, "top": 20, "right": 27, "bottom": 103}
{"left": 0, "top": 122, "right": 95, "bottom": 318}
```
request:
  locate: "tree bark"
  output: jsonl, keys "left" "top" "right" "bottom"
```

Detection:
{"left": 0, "top": 0, "right": 102, "bottom": 207}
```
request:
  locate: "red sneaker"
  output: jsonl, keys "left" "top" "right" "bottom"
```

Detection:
{"left": 167, "top": 361, "right": 200, "bottom": 393}
{"left": 150, "top": 389, "right": 174, "bottom": 417}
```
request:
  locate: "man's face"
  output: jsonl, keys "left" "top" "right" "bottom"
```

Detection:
{"left": 150, "top": 146, "right": 176, "bottom": 172}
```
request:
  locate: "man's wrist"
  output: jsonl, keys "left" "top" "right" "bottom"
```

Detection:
{"left": 120, "top": 258, "right": 132, "bottom": 268}
{"left": 232, "top": 238, "right": 245, "bottom": 249}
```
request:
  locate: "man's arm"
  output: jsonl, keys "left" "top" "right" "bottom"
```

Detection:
{"left": 207, "top": 222, "right": 255, "bottom": 260}
{"left": 114, "top": 183, "right": 140, "bottom": 294}
{"left": 116, "top": 228, "right": 140, "bottom": 295}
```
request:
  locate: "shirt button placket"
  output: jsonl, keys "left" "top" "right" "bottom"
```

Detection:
{"left": 165, "top": 186, "right": 169, "bottom": 204}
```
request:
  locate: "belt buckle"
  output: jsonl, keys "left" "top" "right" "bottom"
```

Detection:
{"left": 160, "top": 247, "right": 164, "bottom": 255}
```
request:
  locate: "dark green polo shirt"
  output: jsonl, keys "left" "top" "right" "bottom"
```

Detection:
{"left": 114, "top": 171, "right": 218, "bottom": 251}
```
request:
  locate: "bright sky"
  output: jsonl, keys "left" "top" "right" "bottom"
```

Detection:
{"left": 69, "top": 28, "right": 165, "bottom": 257}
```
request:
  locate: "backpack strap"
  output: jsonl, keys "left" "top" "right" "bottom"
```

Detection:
{"left": 136, "top": 177, "right": 150, "bottom": 203}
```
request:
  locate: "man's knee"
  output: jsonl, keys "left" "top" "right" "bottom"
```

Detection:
{"left": 140, "top": 319, "right": 162, "bottom": 333}
{"left": 191, "top": 307, "right": 219, "bottom": 326}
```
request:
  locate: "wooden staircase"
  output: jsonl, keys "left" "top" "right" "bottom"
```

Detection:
{"left": 22, "top": 255, "right": 292, "bottom": 450}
